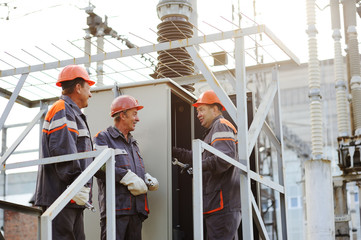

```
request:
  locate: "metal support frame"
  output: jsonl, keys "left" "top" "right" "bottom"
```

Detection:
{"left": 0, "top": 73, "right": 28, "bottom": 129}
{"left": 1, "top": 149, "right": 116, "bottom": 240}
{"left": 0, "top": 25, "right": 299, "bottom": 78}
{"left": 40, "top": 148, "right": 115, "bottom": 239}
{"left": 0, "top": 23, "right": 296, "bottom": 240}
{"left": 0, "top": 108, "right": 47, "bottom": 165}
{"left": 1, "top": 148, "right": 116, "bottom": 239}
{"left": 188, "top": 37, "right": 287, "bottom": 239}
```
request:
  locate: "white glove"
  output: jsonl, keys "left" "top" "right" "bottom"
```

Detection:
{"left": 144, "top": 173, "right": 159, "bottom": 191}
{"left": 72, "top": 186, "right": 90, "bottom": 206}
{"left": 120, "top": 170, "right": 148, "bottom": 196}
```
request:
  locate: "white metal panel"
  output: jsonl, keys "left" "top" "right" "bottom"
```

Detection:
{"left": 84, "top": 79, "right": 196, "bottom": 240}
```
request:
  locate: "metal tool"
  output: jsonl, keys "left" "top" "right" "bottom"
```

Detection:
{"left": 172, "top": 158, "right": 193, "bottom": 175}
{"left": 85, "top": 202, "right": 96, "bottom": 212}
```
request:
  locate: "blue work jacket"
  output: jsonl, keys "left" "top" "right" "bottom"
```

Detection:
{"left": 174, "top": 115, "right": 241, "bottom": 215}
{"left": 34, "top": 95, "right": 93, "bottom": 208}
{"left": 94, "top": 126, "right": 149, "bottom": 219}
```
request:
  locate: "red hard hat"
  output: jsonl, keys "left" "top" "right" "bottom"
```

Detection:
{"left": 56, "top": 65, "right": 95, "bottom": 87}
{"left": 192, "top": 90, "right": 225, "bottom": 111}
{"left": 110, "top": 95, "right": 144, "bottom": 117}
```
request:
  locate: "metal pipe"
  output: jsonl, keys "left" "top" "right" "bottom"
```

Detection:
{"left": 304, "top": 0, "right": 335, "bottom": 238}
{"left": 84, "top": 30, "right": 91, "bottom": 75}
{"left": 96, "top": 36, "right": 104, "bottom": 86}
{"left": 330, "top": 0, "right": 350, "bottom": 137}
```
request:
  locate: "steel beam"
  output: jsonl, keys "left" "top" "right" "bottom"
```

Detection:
{"left": 186, "top": 46, "right": 237, "bottom": 123}
{"left": 0, "top": 73, "right": 28, "bottom": 130}
{"left": 0, "top": 108, "right": 46, "bottom": 165}
{"left": 106, "top": 149, "right": 116, "bottom": 240}
{"left": 0, "top": 25, "right": 300, "bottom": 78}
{"left": 261, "top": 122, "right": 281, "bottom": 154}
{"left": 41, "top": 148, "right": 114, "bottom": 239}
{"left": 235, "top": 36, "right": 254, "bottom": 240}
{"left": 201, "top": 140, "right": 284, "bottom": 193}
{"left": 272, "top": 66, "right": 288, "bottom": 239}
{"left": 248, "top": 79, "right": 278, "bottom": 156}
{"left": 192, "top": 139, "right": 204, "bottom": 240}
{"left": 264, "top": 26, "right": 301, "bottom": 65}
{"left": 251, "top": 195, "right": 270, "bottom": 240}
{"left": 3, "top": 151, "right": 101, "bottom": 170}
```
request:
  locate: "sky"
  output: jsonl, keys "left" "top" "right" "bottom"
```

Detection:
{"left": 0, "top": 0, "right": 357, "bottom": 173}
{"left": 0, "top": 0, "right": 338, "bottom": 62}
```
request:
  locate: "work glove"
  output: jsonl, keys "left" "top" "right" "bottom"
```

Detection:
{"left": 72, "top": 186, "right": 90, "bottom": 206}
{"left": 120, "top": 170, "right": 148, "bottom": 196}
{"left": 172, "top": 147, "right": 192, "bottom": 164}
{"left": 144, "top": 173, "right": 159, "bottom": 191}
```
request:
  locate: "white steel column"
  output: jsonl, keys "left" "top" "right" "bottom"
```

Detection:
{"left": 305, "top": 0, "right": 335, "bottom": 238}
{"left": 96, "top": 35, "right": 104, "bottom": 86}
{"left": 106, "top": 149, "right": 116, "bottom": 240}
{"left": 192, "top": 139, "right": 204, "bottom": 239}
{"left": 272, "top": 66, "right": 288, "bottom": 240}
{"left": 235, "top": 36, "right": 253, "bottom": 240}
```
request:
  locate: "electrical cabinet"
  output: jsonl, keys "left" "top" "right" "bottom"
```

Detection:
{"left": 84, "top": 79, "right": 196, "bottom": 240}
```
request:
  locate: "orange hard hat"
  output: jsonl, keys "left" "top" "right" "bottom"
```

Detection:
{"left": 192, "top": 90, "right": 225, "bottom": 111}
{"left": 56, "top": 65, "right": 95, "bottom": 87}
{"left": 110, "top": 95, "right": 144, "bottom": 117}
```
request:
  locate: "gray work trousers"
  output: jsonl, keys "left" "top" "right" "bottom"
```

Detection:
{"left": 205, "top": 211, "right": 241, "bottom": 240}
{"left": 100, "top": 214, "right": 143, "bottom": 240}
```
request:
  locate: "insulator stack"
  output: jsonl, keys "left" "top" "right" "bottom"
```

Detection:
{"left": 156, "top": 0, "right": 194, "bottom": 83}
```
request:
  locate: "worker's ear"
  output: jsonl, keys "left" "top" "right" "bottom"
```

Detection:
{"left": 75, "top": 83, "right": 81, "bottom": 94}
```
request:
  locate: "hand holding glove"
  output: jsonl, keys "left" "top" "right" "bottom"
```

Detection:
{"left": 72, "top": 186, "right": 90, "bottom": 206}
{"left": 120, "top": 170, "right": 148, "bottom": 196}
{"left": 144, "top": 173, "right": 159, "bottom": 191}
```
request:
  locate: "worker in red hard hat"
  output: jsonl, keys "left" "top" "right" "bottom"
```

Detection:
{"left": 173, "top": 90, "right": 241, "bottom": 240}
{"left": 94, "top": 95, "right": 159, "bottom": 240}
{"left": 34, "top": 64, "right": 95, "bottom": 240}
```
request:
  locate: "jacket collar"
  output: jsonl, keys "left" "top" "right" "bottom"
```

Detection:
{"left": 60, "top": 95, "right": 83, "bottom": 116}
{"left": 108, "top": 126, "right": 136, "bottom": 144}
{"left": 203, "top": 114, "right": 223, "bottom": 137}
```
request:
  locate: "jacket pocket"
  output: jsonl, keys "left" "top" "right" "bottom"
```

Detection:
{"left": 116, "top": 192, "right": 132, "bottom": 211}
{"left": 115, "top": 149, "right": 130, "bottom": 168}
{"left": 203, "top": 190, "right": 224, "bottom": 214}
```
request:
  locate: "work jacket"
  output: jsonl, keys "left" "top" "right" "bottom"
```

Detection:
{"left": 94, "top": 126, "right": 149, "bottom": 220}
{"left": 34, "top": 95, "right": 93, "bottom": 208}
{"left": 174, "top": 115, "right": 241, "bottom": 215}
{"left": 202, "top": 115, "right": 241, "bottom": 215}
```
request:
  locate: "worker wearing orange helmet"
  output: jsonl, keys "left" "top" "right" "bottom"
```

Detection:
{"left": 172, "top": 90, "right": 241, "bottom": 240}
{"left": 94, "top": 95, "right": 159, "bottom": 240}
{"left": 34, "top": 65, "right": 95, "bottom": 240}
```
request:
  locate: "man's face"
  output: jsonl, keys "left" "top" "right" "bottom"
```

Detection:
{"left": 77, "top": 82, "right": 92, "bottom": 109}
{"left": 122, "top": 108, "right": 139, "bottom": 132}
{"left": 196, "top": 104, "right": 216, "bottom": 129}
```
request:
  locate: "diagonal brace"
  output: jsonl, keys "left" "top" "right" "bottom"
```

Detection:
{"left": 186, "top": 46, "right": 237, "bottom": 123}
{"left": 248, "top": 79, "right": 278, "bottom": 158}
{"left": 0, "top": 73, "right": 28, "bottom": 130}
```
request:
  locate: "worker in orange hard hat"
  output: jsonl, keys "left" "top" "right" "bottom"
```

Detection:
{"left": 34, "top": 64, "right": 95, "bottom": 240}
{"left": 94, "top": 95, "right": 159, "bottom": 240}
{"left": 172, "top": 90, "right": 241, "bottom": 240}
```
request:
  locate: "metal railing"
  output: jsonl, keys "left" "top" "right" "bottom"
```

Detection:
{"left": 3, "top": 149, "right": 116, "bottom": 240}
{"left": 192, "top": 139, "right": 286, "bottom": 240}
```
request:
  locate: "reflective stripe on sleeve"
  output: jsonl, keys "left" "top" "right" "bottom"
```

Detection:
{"left": 78, "top": 129, "right": 90, "bottom": 138}
{"left": 211, "top": 131, "right": 236, "bottom": 143}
